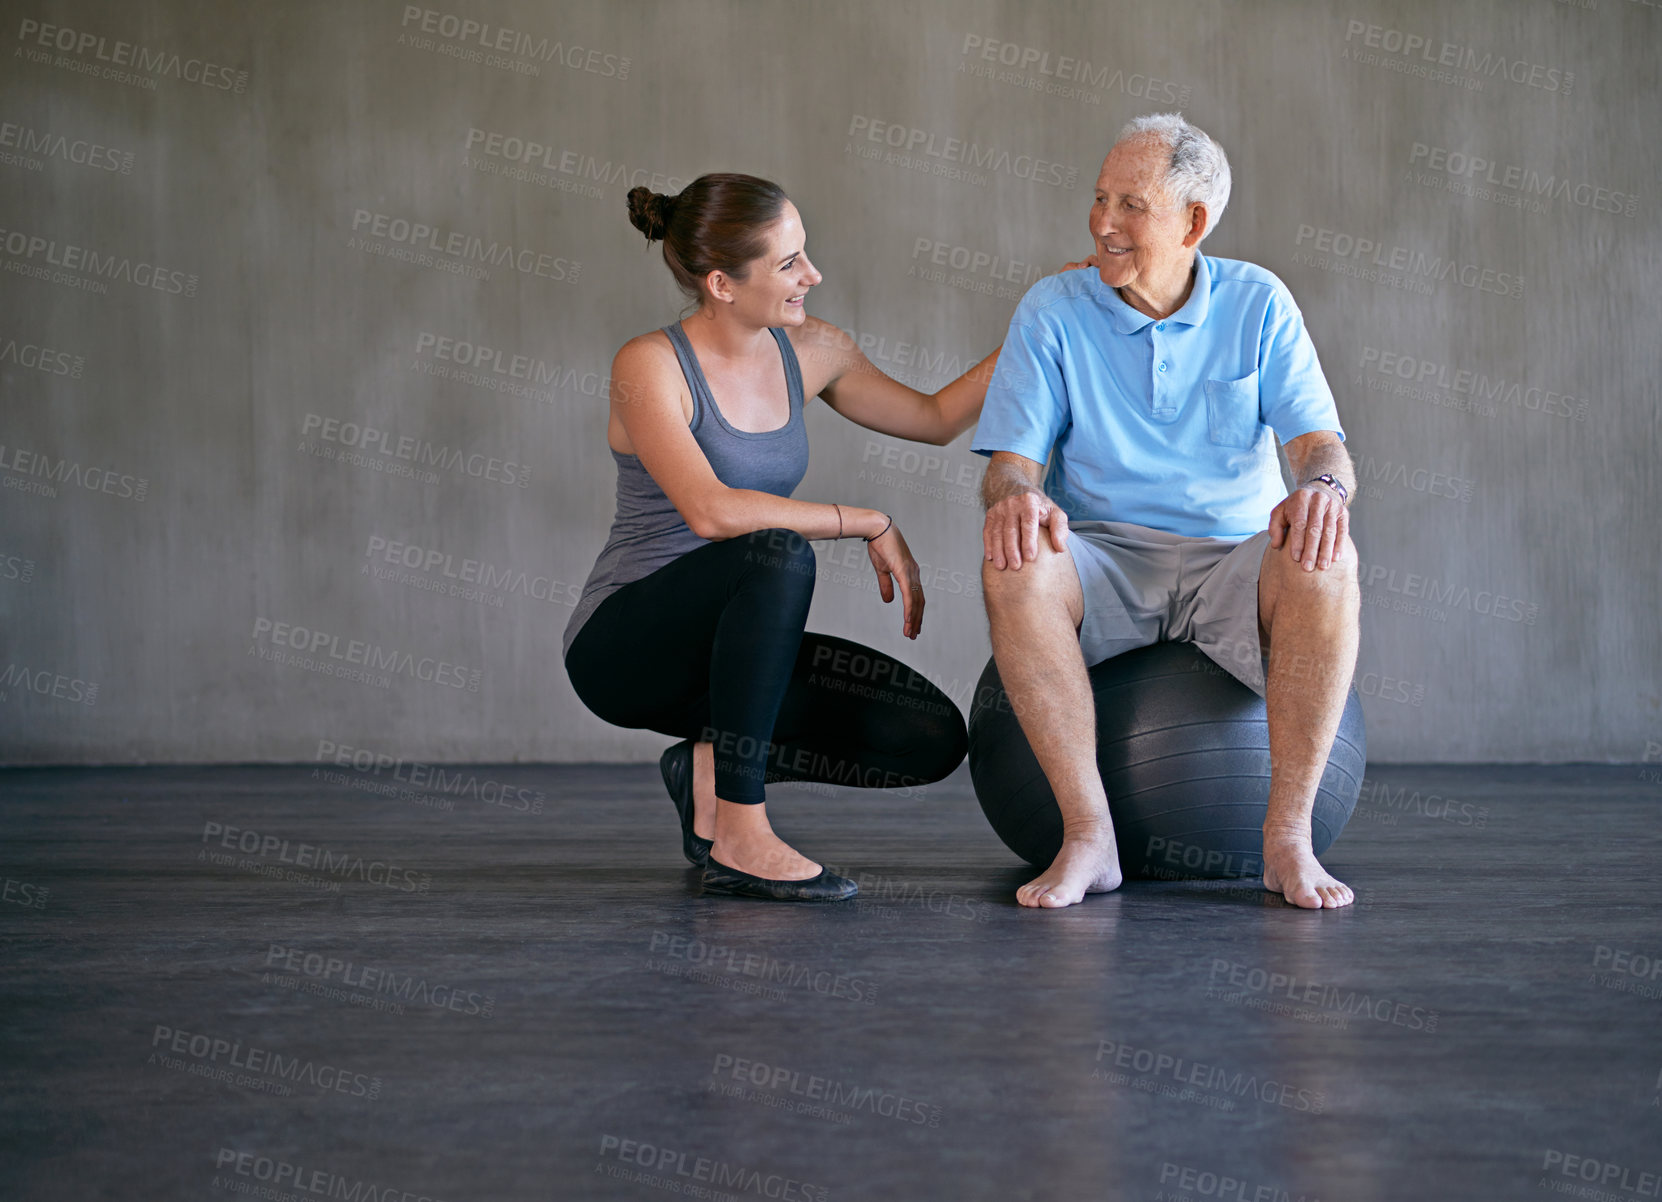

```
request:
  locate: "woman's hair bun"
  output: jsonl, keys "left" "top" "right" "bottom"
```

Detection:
{"left": 627, "top": 186, "right": 675, "bottom": 241}
{"left": 627, "top": 173, "right": 788, "bottom": 300}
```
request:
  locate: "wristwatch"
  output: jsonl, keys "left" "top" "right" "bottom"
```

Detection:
{"left": 1305, "top": 473, "right": 1349, "bottom": 506}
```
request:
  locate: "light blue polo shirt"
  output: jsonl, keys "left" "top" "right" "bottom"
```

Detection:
{"left": 971, "top": 250, "right": 1343, "bottom": 539}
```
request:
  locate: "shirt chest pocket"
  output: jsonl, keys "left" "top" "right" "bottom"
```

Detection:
{"left": 1204, "top": 371, "right": 1261, "bottom": 449}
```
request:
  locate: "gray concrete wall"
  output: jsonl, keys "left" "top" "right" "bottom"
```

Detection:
{"left": 1, "top": 0, "right": 1657, "bottom": 764}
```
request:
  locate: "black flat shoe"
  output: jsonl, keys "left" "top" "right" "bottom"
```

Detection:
{"left": 700, "top": 858, "right": 859, "bottom": 902}
{"left": 659, "top": 740, "right": 713, "bottom": 867}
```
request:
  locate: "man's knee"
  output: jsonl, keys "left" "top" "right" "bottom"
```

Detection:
{"left": 1332, "top": 534, "right": 1359, "bottom": 579}
{"left": 1268, "top": 535, "right": 1358, "bottom": 604}
{"left": 1313, "top": 534, "right": 1358, "bottom": 590}
{"left": 981, "top": 540, "right": 1069, "bottom": 608}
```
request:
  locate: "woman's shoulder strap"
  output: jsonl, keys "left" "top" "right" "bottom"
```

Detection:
{"left": 769, "top": 326, "right": 805, "bottom": 411}
{"left": 657, "top": 322, "right": 706, "bottom": 428}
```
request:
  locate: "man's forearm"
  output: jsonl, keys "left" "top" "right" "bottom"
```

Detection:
{"left": 1289, "top": 443, "right": 1356, "bottom": 502}
{"left": 982, "top": 458, "right": 1046, "bottom": 510}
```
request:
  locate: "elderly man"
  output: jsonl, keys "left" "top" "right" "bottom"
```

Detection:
{"left": 971, "top": 113, "right": 1359, "bottom": 910}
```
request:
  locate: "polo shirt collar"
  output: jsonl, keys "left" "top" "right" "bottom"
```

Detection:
{"left": 1092, "top": 249, "right": 1212, "bottom": 333}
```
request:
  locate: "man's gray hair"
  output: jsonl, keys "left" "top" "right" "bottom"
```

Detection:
{"left": 1115, "top": 113, "right": 1231, "bottom": 240}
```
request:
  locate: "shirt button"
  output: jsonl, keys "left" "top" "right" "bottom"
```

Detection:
{"left": 1156, "top": 322, "right": 1166, "bottom": 330}
{"left": 1157, "top": 361, "right": 1167, "bottom": 372}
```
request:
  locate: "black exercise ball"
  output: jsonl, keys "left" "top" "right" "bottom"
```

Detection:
{"left": 967, "top": 641, "right": 1365, "bottom": 880}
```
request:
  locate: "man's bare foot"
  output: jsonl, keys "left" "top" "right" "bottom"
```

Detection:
{"left": 711, "top": 801, "right": 821, "bottom": 881}
{"left": 1261, "top": 837, "right": 1352, "bottom": 909}
{"left": 1016, "top": 823, "right": 1123, "bottom": 909}
{"left": 690, "top": 742, "right": 718, "bottom": 841}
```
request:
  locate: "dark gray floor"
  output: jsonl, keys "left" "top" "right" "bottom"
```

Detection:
{"left": 2, "top": 762, "right": 1659, "bottom": 1201}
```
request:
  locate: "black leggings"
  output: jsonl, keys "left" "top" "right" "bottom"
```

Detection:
{"left": 564, "top": 528, "right": 968, "bottom": 803}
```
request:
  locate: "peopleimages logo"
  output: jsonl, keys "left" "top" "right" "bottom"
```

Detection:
{"left": 1341, "top": 19, "right": 1574, "bottom": 95}
{"left": 1206, "top": 959, "right": 1441, "bottom": 1032}
{"left": 200, "top": 821, "right": 430, "bottom": 894}
{"left": 1351, "top": 453, "right": 1475, "bottom": 503}
{"left": 1157, "top": 1164, "right": 1311, "bottom": 1202}
{"left": 1294, "top": 224, "right": 1523, "bottom": 299}
{"left": 596, "top": 1135, "right": 827, "bottom": 1202}
{"left": 0, "top": 119, "right": 134, "bottom": 173}
{"left": 0, "top": 442, "right": 147, "bottom": 500}
{"left": 299, "top": 412, "right": 531, "bottom": 487}
{"left": 1358, "top": 346, "right": 1591, "bottom": 422}
{"left": 250, "top": 616, "right": 484, "bottom": 692}
{"left": 846, "top": 116, "right": 1078, "bottom": 189}
{"left": 150, "top": 1023, "right": 380, "bottom": 1098}
{"left": 648, "top": 931, "right": 878, "bottom": 1004}
{"left": 1093, "top": 1038, "right": 1325, "bottom": 1113}
{"left": 0, "top": 333, "right": 84, "bottom": 377}
{"left": 1355, "top": 561, "right": 1540, "bottom": 625}
{"left": 264, "top": 943, "right": 494, "bottom": 1017}
{"left": 0, "top": 552, "right": 37, "bottom": 584}
{"left": 0, "top": 224, "right": 198, "bottom": 295}
{"left": 398, "top": 6, "right": 630, "bottom": 79}
{"left": 908, "top": 235, "right": 1043, "bottom": 302}
{"left": 709, "top": 1053, "right": 942, "bottom": 1127}
{"left": 14, "top": 17, "right": 249, "bottom": 93}
{"left": 363, "top": 533, "right": 583, "bottom": 610}
{"left": 213, "top": 1148, "right": 443, "bottom": 1202}
{"left": 313, "top": 738, "right": 545, "bottom": 813}
{"left": 956, "top": 34, "right": 1191, "bottom": 107}
{"left": 1409, "top": 142, "right": 1639, "bottom": 217}
{"left": 1539, "top": 1150, "right": 1662, "bottom": 1197}
{"left": 462, "top": 128, "right": 687, "bottom": 198}
{"left": 411, "top": 330, "right": 617, "bottom": 403}
{"left": 349, "top": 209, "right": 580, "bottom": 283}
{"left": 1357, "top": 777, "right": 1488, "bottom": 827}
{"left": 0, "top": 662, "right": 98, "bottom": 705}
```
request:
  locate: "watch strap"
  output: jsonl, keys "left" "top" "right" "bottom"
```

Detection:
{"left": 1306, "top": 473, "right": 1349, "bottom": 506}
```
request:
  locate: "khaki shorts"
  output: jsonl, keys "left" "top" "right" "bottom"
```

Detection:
{"left": 1063, "top": 519, "right": 1271, "bottom": 695}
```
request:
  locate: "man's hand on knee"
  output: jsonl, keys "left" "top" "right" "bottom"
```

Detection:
{"left": 1268, "top": 485, "right": 1349, "bottom": 573}
{"left": 983, "top": 492, "right": 1069, "bottom": 571}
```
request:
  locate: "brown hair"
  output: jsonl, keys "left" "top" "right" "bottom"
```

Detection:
{"left": 627, "top": 173, "right": 789, "bottom": 300}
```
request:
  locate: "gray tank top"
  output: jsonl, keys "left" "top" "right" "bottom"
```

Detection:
{"left": 562, "top": 322, "right": 810, "bottom": 659}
